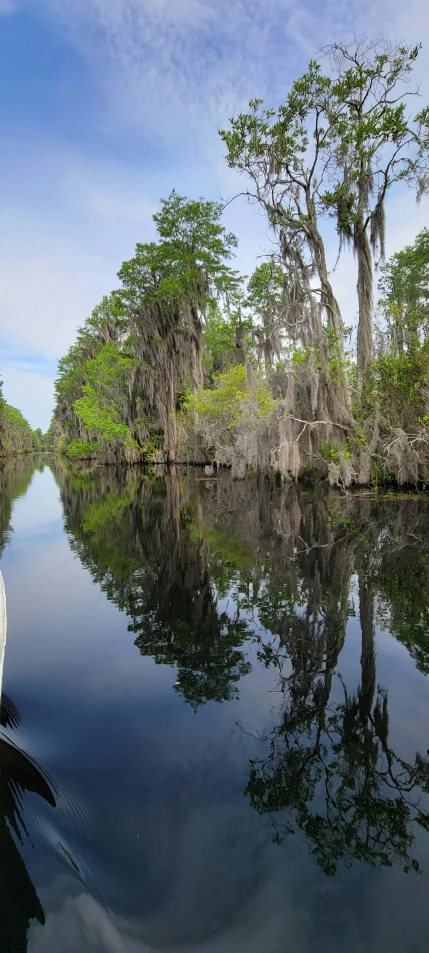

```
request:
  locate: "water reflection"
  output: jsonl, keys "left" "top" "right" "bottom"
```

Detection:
{"left": 0, "top": 456, "right": 40, "bottom": 554}
{"left": 247, "top": 575, "right": 429, "bottom": 875}
{"left": 52, "top": 462, "right": 429, "bottom": 878}
{"left": 0, "top": 456, "right": 58, "bottom": 952}
{"left": 56, "top": 464, "right": 252, "bottom": 708}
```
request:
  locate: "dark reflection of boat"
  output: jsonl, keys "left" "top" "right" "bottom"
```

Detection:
{"left": 0, "top": 571, "right": 57, "bottom": 953}
{"left": 0, "top": 726, "right": 56, "bottom": 952}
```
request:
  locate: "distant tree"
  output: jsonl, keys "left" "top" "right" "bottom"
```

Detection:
{"left": 246, "top": 262, "right": 285, "bottom": 370}
{"left": 378, "top": 227, "right": 429, "bottom": 351}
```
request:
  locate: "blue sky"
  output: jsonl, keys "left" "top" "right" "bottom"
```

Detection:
{"left": 0, "top": 0, "right": 428, "bottom": 430}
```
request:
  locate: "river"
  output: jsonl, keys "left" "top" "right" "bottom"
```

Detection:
{"left": 1, "top": 455, "right": 429, "bottom": 953}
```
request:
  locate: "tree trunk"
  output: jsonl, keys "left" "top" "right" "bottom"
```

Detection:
{"left": 306, "top": 196, "right": 344, "bottom": 345}
{"left": 190, "top": 304, "right": 204, "bottom": 393}
{"left": 235, "top": 320, "right": 246, "bottom": 364}
{"left": 306, "top": 216, "right": 352, "bottom": 423}
{"left": 305, "top": 197, "right": 353, "bottom": 418}
{"left": 358, "top": 575, "right": 376, "bottom": 722}
{"left": 356, "top": 223, "right": 373, "bottom": 397}
{"left": 396, "top": 301, "right": 405, "bottom": 354}
{"left": 163, "top": 375, "right": 178, "bottom": 462}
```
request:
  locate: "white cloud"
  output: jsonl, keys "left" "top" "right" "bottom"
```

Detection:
{"left": 0, "top": 222, "right": 112, "bottom": 358}
{"left": 0, "top": 365, "right": 55, "bottom": 430}
{"left": 37, "top": 0, "right": 429, "bottom": 182}
{"left": 62, "top": 163, "right": 158, "bottom": 226}
{"left": 0, "top": 146, "right": 160, "bottom": 360}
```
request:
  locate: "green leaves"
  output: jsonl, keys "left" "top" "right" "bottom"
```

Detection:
{"left": 247, "top": 261, "right": 284, "bottom": 312}
{"left": 55, "top": 189, "right": 240, "bottom": 461}
{"left": 119, "top": 191, "right": 238, "bottom": 313}
{"left": 379, "top": 227, "right": 429, "bottom": 334}
{"left": 73, "top": 343, "right": 139, "bottom": 448}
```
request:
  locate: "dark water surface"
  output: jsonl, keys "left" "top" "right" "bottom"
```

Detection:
{"left": 1, "top": 457, "right": 429, "bottom": 952}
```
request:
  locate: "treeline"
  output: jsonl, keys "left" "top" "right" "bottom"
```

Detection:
{"left": 53, "top": 39, "right": 429, "bottom": 486}
{"left": 0, "top": 380, "right": 48, "bottom": 457}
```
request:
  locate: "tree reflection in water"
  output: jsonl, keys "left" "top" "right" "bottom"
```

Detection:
{"left": 56, "top": 464, "right": 252, "bottom": 708}
{"left": 247, "top": 575, "right": 429, "bottom": 875}
{"left": 54, "top": 462, "right": 429, "bottom": 875}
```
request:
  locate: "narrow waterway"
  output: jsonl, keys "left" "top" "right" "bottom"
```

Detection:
{"left": 1, "top": 456, "right": 429, "bottom": 953}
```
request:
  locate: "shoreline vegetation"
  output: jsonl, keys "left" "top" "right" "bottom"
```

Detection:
{"left": 3, "top": 38, "right": 429, "bottom": 489}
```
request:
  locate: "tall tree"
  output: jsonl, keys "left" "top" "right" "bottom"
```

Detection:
{"left": 219, "top": 68, "right": 348, "bottom": 365}
{"left": 322, "top": 40, "right": 429, "bottom": 391}
{"left": 118, "top": 192, "right": 237, "bottom": 460}
{"left": 54, "top": 193, "right": 238, "bottom": 462}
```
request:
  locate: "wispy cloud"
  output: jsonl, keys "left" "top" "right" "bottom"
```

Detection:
{"left": 43, "top": 0, "right": 379, "bottom": 148}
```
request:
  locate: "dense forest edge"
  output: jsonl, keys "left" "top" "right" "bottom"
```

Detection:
{"left": 4, "top": 38, "right": 429, "bottom": 487}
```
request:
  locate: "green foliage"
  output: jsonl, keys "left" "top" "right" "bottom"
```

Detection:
{"left": 195, "top": 364, "right": 249, "bottom": 422}
{"left": 74, "top": 343, "right": 139, "bottom": 448}
{"left": 142, "top": 431, "right": 164, "bottom": 462}
{"left": 246, "top": 262, "right": 285, "bottom": 369}
{"left": 320, "top": 43, "right": 429, "bottom": 242}
{"left": 118, "top": 191, "right": 238, "bottom": 314}
{"left": 54, "top": 191, "right": 239, "bottom": 462}
{"left": 247, "top": 262, "right": 284, "bottom": 309}
{"left": 378, "top": 228, "right": 429, "bottom": 350}
{"left": 291, "top": 347, "right": 314, "bottom": 367}
{"left": 202, "top": 303, "right": 240, "bottom": 380}
{"left": 152, "top": 190, "right": 238, "bottom": 293}
{"left": 221, "top": 39, "right": 429, "bottom": 390}
{"left": 319, "top": 441, "right": 340, "bottom": 464}
{"left": 220, "top": 62, "right": 332, "bottom": 195}
{"left": 66, "top": 439, "right": 98, "bottom": 460}
{"left": 373, "top": 343, "right": 429, "bottom": 430}
{"left": 323, "top": 327, "right": 352, "bottom": 384}
{"left": 193, "top": 364, "right": 275, "bottom": 426}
